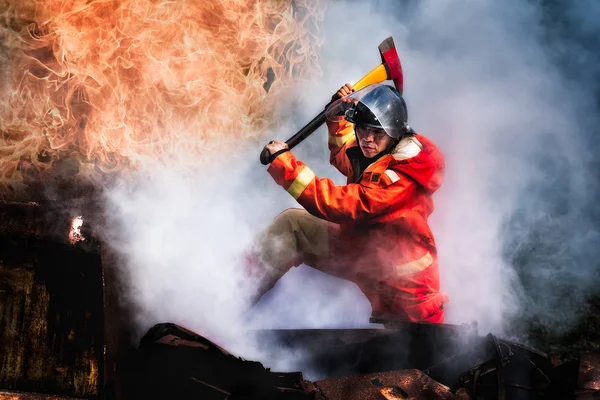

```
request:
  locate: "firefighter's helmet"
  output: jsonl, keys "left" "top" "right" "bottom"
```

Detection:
{"left": 326, "top": 83, "right": 409, "bottom": 139}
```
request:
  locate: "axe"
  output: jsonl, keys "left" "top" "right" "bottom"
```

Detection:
{"left": 260, "top": 37, "right": 404, "bottom": 165}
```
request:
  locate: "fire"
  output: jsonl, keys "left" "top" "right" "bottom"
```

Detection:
{"left": 0, "top": 0, "right": 324, "bottom": 196}
{"left": 69, "top": 215, "right": 85, "bottom": 244}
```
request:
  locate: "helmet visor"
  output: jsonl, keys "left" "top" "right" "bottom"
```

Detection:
{"left": 325, "top": 84, "right": 407, "bottom": 139}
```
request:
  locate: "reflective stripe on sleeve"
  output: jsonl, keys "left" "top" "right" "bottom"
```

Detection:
{"left": 328, "top": 131, "right": 354, "bottom": 147}
{"left": 384, "top": 169, "right": 400, "bottom": 183}
{"left": 395, "top": 252, "right": 433, "bottom": 276}
{"left": 287, "top": 167, "right": 316, "bottom": 199}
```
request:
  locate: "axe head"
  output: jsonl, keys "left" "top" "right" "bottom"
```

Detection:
{"left": 378, "top": 37, "right": 404, "bottom": 95}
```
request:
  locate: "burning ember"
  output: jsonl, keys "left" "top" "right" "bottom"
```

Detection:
{"left": 0, "top": 0, "right": 324, "bottom": 197}
{"left": 69, "top": 215, "right": 85, "bottom": 244}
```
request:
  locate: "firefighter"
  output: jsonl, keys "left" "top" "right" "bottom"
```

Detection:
{"left": 248, "top": 82, "right": 448, "bottom": 323}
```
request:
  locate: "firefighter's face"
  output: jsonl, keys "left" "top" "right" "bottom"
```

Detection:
{"left": 356, "top": 125, "right": 394, "bottom": 158}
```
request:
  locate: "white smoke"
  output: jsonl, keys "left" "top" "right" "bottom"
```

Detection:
{"left": 293, "top": 0, "right": 598, "bottom": 336}
{"left": 100, "top": 0, "right": 599, "bottom": 375}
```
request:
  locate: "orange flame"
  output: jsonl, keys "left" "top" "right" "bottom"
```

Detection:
{"left": 0, "top": 0, "right": 324, "bottom": 196}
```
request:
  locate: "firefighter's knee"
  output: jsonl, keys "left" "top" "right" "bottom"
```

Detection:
{"left": 269, "top": 208, "right": 305, "bottom": 236}
{"left": 254, "top": 209, "right": 305, "bottom": 274}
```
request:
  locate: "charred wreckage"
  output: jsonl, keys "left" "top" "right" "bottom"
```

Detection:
{"left": 1, "top": 0, "right": 598, "bottom": 397}
{"left": 0, "top": 200, "right": 599, "bottom": 400}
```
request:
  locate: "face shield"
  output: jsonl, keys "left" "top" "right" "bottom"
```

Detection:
{"left": 325, "top": 83, "right": 408, "bottom": 139}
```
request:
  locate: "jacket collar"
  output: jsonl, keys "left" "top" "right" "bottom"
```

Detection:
{"left": 392, "top": 135, "right": 423, "bottom": 160}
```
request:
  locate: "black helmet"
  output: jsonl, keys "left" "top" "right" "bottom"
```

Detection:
{"left": 326, "top": 83, "right": 409, "bottom": 139}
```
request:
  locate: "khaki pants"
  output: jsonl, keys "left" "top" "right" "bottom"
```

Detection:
{"left": 257, "top": 208, "right": 346, "bottom": 275}
{"left": 248, "top": 208, "right": 352, "bottom": 302}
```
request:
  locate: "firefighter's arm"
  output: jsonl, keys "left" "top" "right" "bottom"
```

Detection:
{"left": 326, "top": 118, "right": 355, "bottom": 177}
{"left": 326, "top": 83, "right": 356, "bottom": 178}
{"left": 268, "top": 152, "right": 416, "bottom": 223}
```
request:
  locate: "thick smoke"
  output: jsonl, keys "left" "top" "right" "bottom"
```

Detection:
{"left": 501, "top": 0, "right": 600, "bottom": 339}
{"left": 100, "top": 0, "right": 600, "bottom": 375}
{"left": 293, "top": 0, "right": 600, "bottom": 337}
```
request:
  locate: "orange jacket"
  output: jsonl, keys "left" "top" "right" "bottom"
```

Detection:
{"left": 267, "top": 118, "right": 448, "bottom": 322}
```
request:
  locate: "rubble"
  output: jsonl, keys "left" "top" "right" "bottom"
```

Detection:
{"left": 579, "top": 354, "right": 600, "bottom": 392}
{"left": 0, "top": 390, "right": 83, "bottom": 399}
{"left": 2, "top": 200, "right": 600, "bottom": 399}
{"left": 312, "top": 369, "right": 455, "bottom": 400}
{"left": 0, "top": 201, "right": 104, "bottom": 399}
{"left": 127, "top": 322, "right": 600, "bottom": 400}
{"left": 127, "top": 323, "right": 315, "bottom": 399}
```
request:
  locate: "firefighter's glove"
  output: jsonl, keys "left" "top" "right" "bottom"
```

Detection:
{"left": 264, "top": 140, "right": 289, "bottom": 162}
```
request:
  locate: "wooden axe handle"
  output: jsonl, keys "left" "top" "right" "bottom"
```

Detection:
{"left": 259, "top": 63, "right": 390, "bottom": 165}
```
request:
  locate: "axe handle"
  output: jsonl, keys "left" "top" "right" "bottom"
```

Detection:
{"left": 259, "top": 110, "right": 326, "bottom": 165}
{"left": 260, "top": 63, "right": 389, "bottom": 165}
